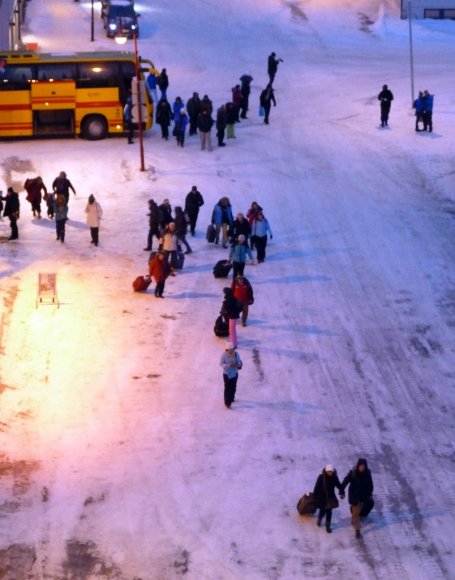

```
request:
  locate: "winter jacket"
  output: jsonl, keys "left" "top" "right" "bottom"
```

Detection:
{"left": 85, "top": 200, "right": 103, "bottom": 227}
{"left": 225, "top": 102, "right": 236, "bottom": 125}
{"left": 197, "top": 110, "right": 214, "bottom": 133}
{"left": 172, "top": 99, "right": 184, "bottom": 122}
{"left": 174, "top": 208, "right": 188, "bottom": 237}
{"left": 148, "top": 201, "right": 160, "bottom": 233}
{"left": 200, "top": 96, "right": 213, "bottom": 115}
{"left": 149, "top": 254, "right": 170, "bottom": 283}
{"left": 220, "top": 291, "right": 242, "bottom": 320}
{"left": 231, "top": 278, "right": 254, "bottom": 305}
{"left": 174, "top": 112, "right": 188, "bottom": 133}
{"left": 158, "top": 70, "right": 169, "bottom": 92}
{"left": 378, "top": 88, "right": 394, "bottom": 108}
{"left": 156, "top": 99, "right": 172, "bottom": 126}
{"left": 220, "top": 350, "right": 242, "bottom": 379}
{"left": 54, "top": 196, "right": 68, "bottom": 221}
{"left": 229, "top": 218, "right": 251, "bottom": 242}
{"left": 216, "top": 106, "right": 227, "bottom": 130}
{"left": 212, "top": 201, "right": 233, "bottom": 226}
{"left": 186, "top": 94, "right": 201, "bottom": 118}
{"left": 260, "top": 86, "right": 276, "bottom": 108}
{"left": 229, "top": 242, "right": 253, "bottom": 264}
{"left": 240, "top": 74, "right": 253, "bottom": 96}
{"left": 52, "top": 176, "right": 75, "bottom": 197}
{"left": 3, "top": 190, "right": 20, "bottom": 217}
{"left": 340, "top": 459, "right": 374, "bottom": 506}
{"left": 251, "top": 217, "right": 272, "bottom": 238}
{"left": 184, "top": 190, "right": 204, "bottom": 216}
{"left": 313, "top": 469, "right": 343, "bottom": 510}
{"left": 232, "top": 85, "right": 242, "bottom": 107}
{"left": 421, "top": 93, "right": 434, "bottom": 113}
{"left": 25, "top": 177, "right": 47, "bottom": 203}
{"left": 160, "top": 230, "right": 179, "bottom": 252}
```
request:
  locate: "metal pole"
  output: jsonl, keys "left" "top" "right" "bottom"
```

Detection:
{"left": 408, "top": 1, "right": 415, "bottom": 106}
{"left": 134, "top": 30, "right": 145, "bottom": 172}
{"left": 91, "top": 0, "right": 95, "bottom": 42}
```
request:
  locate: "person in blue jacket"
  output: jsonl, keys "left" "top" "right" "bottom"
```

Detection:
{"left": 173, "top": 108, "right": 188, "bottom": 147}
{"left": 413, "top": 91, "right": 424, "bottom": 132}
{"left": 251, "top": 211, "right": 273, "bottom": 263}
{"left": 229, "top": 234, "right": 253, "bottom": 280}
{"left": 212, "top": 197, "right": 233, "bottom": 248}
{"left": 172, "top": 96, "right": 184, "bottom": 122}
{"left": 421, "top": 90, "right": 434, "bottom": 132}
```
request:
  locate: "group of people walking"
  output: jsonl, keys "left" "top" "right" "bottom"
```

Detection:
{"left": 1, "top": 171, "right": 102, "bottom": 246}
{"left": 302, "top": 459, "right": 374, "bottom": 538}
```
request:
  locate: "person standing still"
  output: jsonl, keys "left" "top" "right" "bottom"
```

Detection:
{"left": 267, "top": 52, "right": 283, "bottom": 84}
{"left": 220, "top": 342, "right": 243, "bottom": 409}
{"left": 340, "top": 458, "right": 374, "bottom": 539}
{"left": 377, "top": 84, "right": 394, "bottom": 127}
{"left": 54, "top": 194, "right": 68, "bottom": 243}
{"left": 85, "top": 194, "right": 103, "bottom": 246}
{"left": 124, "top": 90, "right": 134, "bottom": 144}
{"left": 197, "top": 108, "right": 214, "bottom": 151}
{"left": 3, "top": 187, "right": 20, "bottom": 240}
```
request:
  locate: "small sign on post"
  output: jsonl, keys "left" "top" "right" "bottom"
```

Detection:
{"left": 36, "top": 273, "right": 59, "bottom": 308}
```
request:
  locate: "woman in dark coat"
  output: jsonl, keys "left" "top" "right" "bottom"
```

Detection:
{"left": 313, "top": 465, "right": 344, "bottom": 533}
{"left": 340, "top": 458, "right": 374, "bottom": 538}
{"left": 174, "top": 206, "right": 192, "bottom": 254}
{"left": 3, "top": 187, "right": 20, "bottom": 240}
{"left": 156, "top": 98, "right": 173, "bottom": 140}
{"left": 144, "top": 199, "right": 160, "bottom": 251}
{"left": 220, "top": 287, "right": 242, "bottom": 348}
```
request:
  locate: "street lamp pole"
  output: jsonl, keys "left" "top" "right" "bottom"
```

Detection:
{"left": 91, "top": 0, "right": 95, "bottom": 42}
{"left": 133, "top": 30, "right": 145, "bottom": 172}
{"left": 408, "top": 1, "right": 415, "bottom": 106}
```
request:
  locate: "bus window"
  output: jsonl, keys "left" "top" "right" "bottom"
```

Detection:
{"left": 119, "top": 61, "right": 136, "bottom": 101}
{"left": 77, "top": 61, "right": 120, "bottom": 88}
{"left": 35, "top": 63, "right": 77, "bottom": 82}
{"left": 0, "top": 64, "right": 32, "bottom": 90}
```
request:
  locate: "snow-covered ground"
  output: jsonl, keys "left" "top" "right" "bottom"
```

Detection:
{"left": 1, "top": 0, "right": 455, "bottom": 577}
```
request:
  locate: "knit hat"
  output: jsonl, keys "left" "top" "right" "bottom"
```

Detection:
{"left": 226, "top": 342, "right": 235, "bottom": 351}
{"left": 325, "top": 464, "right": 334, "bottom": 473}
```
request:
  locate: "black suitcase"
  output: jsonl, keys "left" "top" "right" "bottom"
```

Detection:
{"left": 214, "top": 315, "right": 229, "bottom": 337}
{"left": 206, "top": 224, "right": 216, "bottom": 243}
{"left": 296, "top": 492, "right": 318, "bottom": 515}
{"left": 213, "top": 259, "right": 232, "bottom": 278}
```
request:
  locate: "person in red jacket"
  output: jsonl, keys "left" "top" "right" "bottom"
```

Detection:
{"left": 149, "top": 251, "right": 171, "bottom": 298}
{"left": 24, "top": 176, "right": 47, "bottom": 218}
{"left": 231, "top": 275, "right": 254, "bottom": 327}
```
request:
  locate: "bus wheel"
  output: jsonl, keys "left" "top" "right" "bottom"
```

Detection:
{"left": 82, "top": 115, "right": 108, "bottom": 140}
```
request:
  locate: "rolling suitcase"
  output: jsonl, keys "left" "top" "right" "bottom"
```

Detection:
{"left": 213, "top": 259, "right": 232, "bottom": 278}
{"left": 206, "top": 224, "right": 216, "bottom": 243}
{"left": 133, "top": 275, "right": 152, "bottom": 292}
{"left": 296, "top": 492, "right": 318, "bottom": 515}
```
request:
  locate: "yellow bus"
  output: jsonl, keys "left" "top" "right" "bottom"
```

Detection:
{"left": 0, "top": 50, "right": 154, "bottom": 140}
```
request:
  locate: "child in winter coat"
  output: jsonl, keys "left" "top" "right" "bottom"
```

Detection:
{"left": 231, "top": 276, "right": 254, "bottom": 326}
{"left": 229, "top": 234, "right": 253, "bottom": 279}
{"left": 149, "top": 251, "right": 171, "bottom": 298}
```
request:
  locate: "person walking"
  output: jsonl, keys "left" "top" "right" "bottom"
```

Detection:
{"left": 124, "top": 90, "right": 134, "bottom": 144}
{"left": 340, "top": 458, "right": 374, "bottom": 539}
{"left": 197, "top": 108, "right": 214, "bottom": 151}
{"left": 158, "top": 198, "right": 173, "bottom": 233}
{"left": 52, "top": 171, "right": 76, "bottom": 204}
{"left": 216, "top": 104, "right": 227, "bottom": 147}
{"left": 260, "top": 83, "right": 276, "bottom": 125}
{"left": 239, "top": 72, "right": 253, "bottom": 119}
{"left": 173, "top": 108, "right": 188, "bottom": 147}
{"left": 146, "top": 67, "right": 160, "bottom": 105}
{"left": 313, "top": 465, "right": 344, "bottom": 534}
{"left": 212, "top": 197, "right": 233, "bottom": 248}
{"left": 267, "top": 52, "right": 283, "bottom": 84}
{"left": 251, "top": 211, "right": 273, "bottom": 263}
{"left": 172, "top": 96, "right": 184, "bottom": 121}
{"left": 157, "top": 68, "right": 169, "bottom": 99}
{"left": 413, "top": 91, "right": 425, "bottom": 132}
{"left": 85, "top": 194, "right": 103, "bottom": 246}
{"left": 174, "top": 206, "right": 192, "bottom": 254}
{"left": 231, "top": 84, "right": 242, "bottom": 123}
{"left": 144, "top": 198, "right": 160, "bottom": 251}
{"left": 186, "top": 92, "right": 201, "bottom": 136}
{"left": 160, "top": 222, "right": 179, "bottom": 275}
{"left": 229, "top": 234, "right": 253, "bottom": 280}
{"left": 184, "top": 186, "right": 204, "bottom": 236}
{"left": 156, "top": 97, "right": 173, "bottom": 140}
{"left": 24, "top": 176, "right": 47, "bottom": 218}
{"left": 149, "top": 251, "right": 171, "bottom": 298}
{"left": 377, "top": 84, "right": 394, "bottom": 127}
{"left": 2, "top": 187, "right": 20, "bottom": 240}
{"left": 54, "top": 193, "right": 68, "bottom": 243}
{"left": 421, "top": 90, "right": 434, "bottom": 132}
{"left": 220, "top": 286, "right": 242, "bottom": 348}
{"left": 231, "top": 275, "right": 254, "bottom": 327}
{"left": 228, "top": 212, "right": 251, "bottom": 246}
{"left": 220, "top": 342, "right": 243, "bottom": 409}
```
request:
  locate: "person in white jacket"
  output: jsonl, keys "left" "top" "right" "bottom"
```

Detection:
{"left": 85, "top": 194, "right": 103, "bottom": 246}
